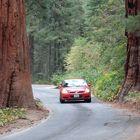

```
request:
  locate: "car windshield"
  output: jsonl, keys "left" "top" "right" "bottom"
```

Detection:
{"left": 63, "top": 79, "right": 87, "bottom": 87}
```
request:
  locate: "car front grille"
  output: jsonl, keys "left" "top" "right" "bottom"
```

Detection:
{"left": 70, "top": 95, "right": 83, "bottom": 98}
{"left": 69, "top": 91, "right": 84, "bottom": 94}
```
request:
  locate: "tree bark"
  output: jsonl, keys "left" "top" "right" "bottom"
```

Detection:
{"left": 0, "top": 0, "right": 35, "bottom": 108}
{"left": 28, "top": 33, "right": 34, "bottom": 75}
{"left": 119, "top": 0, "right": 140, "bottom": 102}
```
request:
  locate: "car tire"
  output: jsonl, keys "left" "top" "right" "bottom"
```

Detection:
{"left": 60, "top": 98, "right": 65, "bottom": 103}
{"left": 86, "top": 98, "right": 91, "bottom": 103}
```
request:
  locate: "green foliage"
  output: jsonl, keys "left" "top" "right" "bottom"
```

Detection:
{"left": 124, "top": 91, "right": 140, "bottom": 103}
{"left": 51, "top": 74, "right": 65, "bottom": 85}
{"left": 26, "top": 0, "right": 86, "bottom": 80}
{"left": 95, "top": 72, "right": 121, "bottom": 101}
{"left": 126, "top": 13, "right": 140, "bottom": 36}
{"left": 0, "top": 108, "right": 25, "bottom": 126}
{"left": 33, "top": 79, "right": 50, "bottom": 84}
{"left": 85, "top": 0, "right": 125, "bottom": 51}
{"left": 52, "top": 0, "right": 126, "bottom": 102}
{"left": 51, "top": 71, "right": 81, "bottom": 85}
{"left": 35, "top": 98, "right": 45, "bottom": 110}
{"left": 52, "top": 37, "right": 125, "bottom": 102}
{"left": 65, "top": 38, "right": 102, "bottom": 71}
{"left": 65, "top": 38, "right": 87, "bottom": 71}
{"left": 27, "top": 0, "right": 128, "bottom": 102}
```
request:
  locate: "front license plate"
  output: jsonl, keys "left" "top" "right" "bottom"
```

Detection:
{"left": 74, "top": 94, "right": 79, "bottom": 98}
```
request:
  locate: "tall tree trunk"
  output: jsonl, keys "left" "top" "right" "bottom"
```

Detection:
{"left": 0, "top": 0, "right": 35, "bottom": 108}
{"left": 119, "top": 0, "right": 140, "bottom": 102}
{"left": 28, "top": 33, "right": 34, "bottom": 76}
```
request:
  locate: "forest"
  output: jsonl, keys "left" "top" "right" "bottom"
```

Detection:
{"left": 27, "top": 0, "right": 140, "bottom": 102}
{"left": 0, "top": 0, "right": 140, "bottom": 133}
{"left": 0, "top": 0, "right": 139, "bottom": 107}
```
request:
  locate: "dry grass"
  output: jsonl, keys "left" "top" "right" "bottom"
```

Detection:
{"left": 0, "top": 99, "right": 49, "bottom": 135}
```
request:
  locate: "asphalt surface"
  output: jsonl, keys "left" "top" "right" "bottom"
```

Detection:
{"left": 0, "top": 85, "right": 140, "bottom": 140}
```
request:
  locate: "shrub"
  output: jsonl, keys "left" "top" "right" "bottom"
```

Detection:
{"left": 95, "top": 71, "right": 122, "bottom": 101}
{"left": 0, "top": 108, "right": 25, "bottom": 126}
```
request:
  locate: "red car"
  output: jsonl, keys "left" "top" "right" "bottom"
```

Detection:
{"left": 59, "top": 79, "right": 92, "bottom": 103}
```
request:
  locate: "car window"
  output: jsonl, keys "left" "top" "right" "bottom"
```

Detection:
{"left": 64, "top": 79, "right": 87, "bottom": 87}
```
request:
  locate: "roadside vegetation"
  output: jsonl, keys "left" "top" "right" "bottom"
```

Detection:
{"left": 27, "top": 0, "right": 140, "bottom": 103}
{"left": 0, "top": 99, "right": 46, "bottom": 127}
{"left": 52, "top": 1, "right": 126, "bottom": 101}
{"left": 0, "top": 108, "right": 25, "bottom": 127}
{"left": 124, "top": 92, "right": 140, "bottom": 104}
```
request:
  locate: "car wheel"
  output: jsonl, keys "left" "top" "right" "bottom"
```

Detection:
{"left": 86, "top": 98, "right": 91, "bottom": 103}
{"left": 60, "top": 98, "right": 65, "bottom": 103}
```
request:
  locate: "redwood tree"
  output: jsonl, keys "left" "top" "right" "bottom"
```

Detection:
{"left": 119, "top": 0, "right": 140, "bottom": 101}
{"left": 0, "top": 0, "right": 35, "bottom": 107}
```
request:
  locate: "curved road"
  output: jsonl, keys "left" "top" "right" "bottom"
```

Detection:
{"left": 1, "top": 85, "right": 140, "bottom": 140}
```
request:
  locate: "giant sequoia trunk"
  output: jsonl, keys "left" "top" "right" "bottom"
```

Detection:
{"left": 119, "top": 0, "right": 140, "bottom": 101}
{"left": 0, "top": 0, "right": 35, "bottom": 107}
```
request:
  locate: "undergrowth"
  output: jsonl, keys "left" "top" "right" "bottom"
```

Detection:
{"left": 0, "top": 108, "right": 26, "bottom": 127}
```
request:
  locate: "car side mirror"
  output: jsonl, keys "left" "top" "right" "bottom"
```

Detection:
{"left": 88, "top": 83, "right": 92, "bottom": 86}
{"left": 59, "top": 84, "right": 62, "bottom": 88}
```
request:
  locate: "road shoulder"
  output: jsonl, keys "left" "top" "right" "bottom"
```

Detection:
{"left": 108, "top": 101, "right": 140, "bottom": 140}
{"left": 0, "top": 108, "right": 49, "bottom": 135}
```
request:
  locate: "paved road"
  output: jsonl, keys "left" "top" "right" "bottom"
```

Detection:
{"left": 1, "top": 85, "right": 140, "bottom": 140}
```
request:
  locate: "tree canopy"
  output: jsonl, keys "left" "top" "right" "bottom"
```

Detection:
{"left": 26, "top": 0, "right": 140, "bottom": 101}
{"left": 26, "top": 0, "right": 86, "bottom": 80}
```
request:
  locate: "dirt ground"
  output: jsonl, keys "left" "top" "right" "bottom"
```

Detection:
{"left": 110, "top": 100, "right": 140, "bottom": 115}
{"left": 0, "top": 108, "right": 49, "bottom": 135}
{"left": 129, "top": 127, "right": 140, "bottom": 140}
{"left": 110, "top": 102, "right": 140, "bottom": 140}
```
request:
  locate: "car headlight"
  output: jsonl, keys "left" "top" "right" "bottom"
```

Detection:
{"left": 62, "top": 89, "right": 68, "bottom": 94}
{"left": 85, "top": 88, "right": 90, "bottom": 93}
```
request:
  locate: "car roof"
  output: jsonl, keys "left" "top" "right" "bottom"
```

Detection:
{"left": 64, "top": 79, "right": 86, "bottom": 82}
{"left": 64, "top": 78, "right": 84, "bottom": 80}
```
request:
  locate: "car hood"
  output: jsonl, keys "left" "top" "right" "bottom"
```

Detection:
{"left": 64, "top": 86, "right": 87, "bottom": 92}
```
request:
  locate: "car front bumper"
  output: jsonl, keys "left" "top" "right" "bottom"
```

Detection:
{"left": 60, "top": 93, "right": 91, "bottom": 101}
